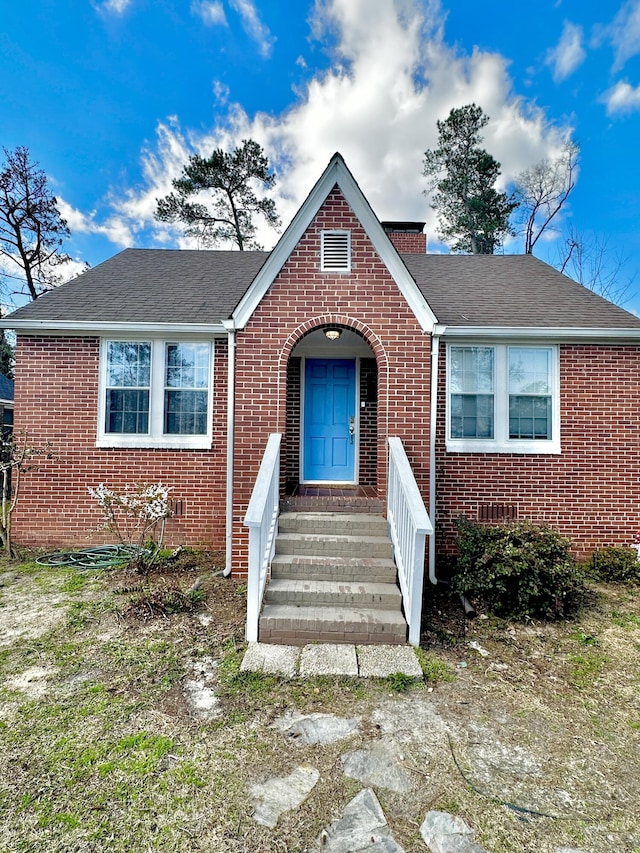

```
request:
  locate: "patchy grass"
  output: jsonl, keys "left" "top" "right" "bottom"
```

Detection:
{"left": 0, "top": 555, "right": 638, "bottom": 853}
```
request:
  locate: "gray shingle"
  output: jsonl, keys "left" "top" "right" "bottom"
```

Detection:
{"left": 404, "top": 253, "right": 640, "bottom": 328}
{"left": 7, "top": 248, "right": 268, "bottom": 325}
{"left": 6, "top": 247, "right": 640, "bottom": 330}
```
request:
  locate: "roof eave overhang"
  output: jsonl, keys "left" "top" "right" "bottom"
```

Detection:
{"left": 442, "top": 325, "right": 640, "bottom": 342}
{"left": 232, "top": 153, "right": 438, "bottom": 333}
{"left": 0, "top": 320, "right": 228, "bottom": 335}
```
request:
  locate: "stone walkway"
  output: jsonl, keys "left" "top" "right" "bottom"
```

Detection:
{"left": 240, "top": 641, "right": 423, "bottom": 678}
{"left": 246, "top": 705, "right": 589, "bottom": 853}
{"left": 240, "top": 645, "right": 593, "bottom": 852}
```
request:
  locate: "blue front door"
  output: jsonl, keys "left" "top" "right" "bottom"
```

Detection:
{"left": 303, "top": 358, "right": 356, "bottom": 482}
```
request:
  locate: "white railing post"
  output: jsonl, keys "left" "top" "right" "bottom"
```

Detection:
{"left": 244, "top": 433, "right": 282, "bottom": 642}
{"left": 387, "top": 437, "right": 433, "bottom": 646}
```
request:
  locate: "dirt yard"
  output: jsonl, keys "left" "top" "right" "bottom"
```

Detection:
{"left": 0, "top": 551, "right": 638, "bottom": 853}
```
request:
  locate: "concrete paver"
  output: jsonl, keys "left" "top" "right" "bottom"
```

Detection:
{"left": 299, "top": 643, "right": 359, "bottom": 676}
{"left": 240, "top": 643, "right": 300, "bottom": 677}
{"left": 357, "top": 644, "right": 423, "bottom": 678}
{"left": 241, "top": 642, "right": 422, "bottom": 678}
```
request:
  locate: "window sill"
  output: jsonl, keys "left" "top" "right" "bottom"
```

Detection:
{"left": 446, "top": 439, "right": 561, "bottom": 455}
{"left": 96, "top": 436, "right": 212, "bottom": 450}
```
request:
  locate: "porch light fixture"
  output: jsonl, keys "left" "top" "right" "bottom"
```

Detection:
{"left": 324, "top": 328, "right": 342, "bottom": 341}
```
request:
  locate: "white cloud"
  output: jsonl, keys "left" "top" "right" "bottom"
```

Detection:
{"left": 229, "top": 0, "right": 274, "bottom": 57}
{"left": 94, "top": 0, "right": 132, "bottom": 14}
{"left": 602, "top": 79, "right": 640, "bottom": 115}
{"left": 604, "top": 0, "right": 640, "bottom": 70}
{"left": 191, "top": 0, "right": 227, "bottom": 27}
{"left": 99, "top": 0, "right": 572, "bottom": 252}
{"left": 58, "top": 198, "right": 134, "bottom": 248}
{"left": 545, "top": 21, "right": 586, "bottom": 82}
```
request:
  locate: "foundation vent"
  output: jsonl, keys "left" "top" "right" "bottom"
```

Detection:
{"left": 170, "top": 499, "right": 185, "bottom": 517}
{"left": 478, "top": 503, "right": 518, "bottom": 522}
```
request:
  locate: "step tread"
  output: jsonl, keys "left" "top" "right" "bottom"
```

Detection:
{"left": 260, "top": 603, "right": 407, "bottom": 627}
{"left": 271, "top": 554, "right": 396, "bottom": 567}
{"left": 276, "top": 531, "right": 390, "bottom": 543}
{"left": 279, "top": 512, "right": 385, "bottom": 521}
{"left": 270, "top": 555, "right": 397, "bottom": 582}
{"left": 266, "top": 578, "right": 401, "bottom": 595}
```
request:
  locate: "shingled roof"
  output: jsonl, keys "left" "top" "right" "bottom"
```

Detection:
{"left": 404, "top": 253, "right": 640, "bottom": 328}
{"left": 6, "top": 249, "right": 268, "bottom": 326}
{"left": 5, "top": 246, "right": 640, "bottom": 331}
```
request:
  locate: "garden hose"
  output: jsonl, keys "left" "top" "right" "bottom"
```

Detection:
{"left": 35, "top": 545, "right": 148, "bottom": 569}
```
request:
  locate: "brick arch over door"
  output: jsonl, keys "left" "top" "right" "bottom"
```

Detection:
{"left": 278, "top": 315, "right": 390, "bottom": 496}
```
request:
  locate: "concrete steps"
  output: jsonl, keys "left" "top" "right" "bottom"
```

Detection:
{"left": 259, "top": 512, "right": 408, "bottom": 646}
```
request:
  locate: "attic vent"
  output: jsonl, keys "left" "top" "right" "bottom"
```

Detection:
{"left": 321, "top": 230, "right": 351, "bottom": 272}
{"left": 478, "top": 503, "right": 518, "bottom": 522}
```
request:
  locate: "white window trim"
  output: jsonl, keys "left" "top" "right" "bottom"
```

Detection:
{"left": 96, "top": 337, "right": 214, "bottom": 449}
{"left": 445, "top": 342, "right": 561, "bottom": 454}
{"left": 321, "top": 229, "right": 351, "bottom": 272}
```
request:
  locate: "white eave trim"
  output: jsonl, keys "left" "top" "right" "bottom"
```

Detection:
{"left": 1, "top": 320, "right": 228, "bottom": 335}
{"left": 232, "top": 153, "right": 438, "bottom": 333}
{"left": 442, "top": 325, "right": 640, "bottom": 342}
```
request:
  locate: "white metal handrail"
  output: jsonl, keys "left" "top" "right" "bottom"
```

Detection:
{"left": 244, "top": 433, "right": 282, "bottom": 642}
{"left": 387, "top": 436, "right": 433, "bottom": 646}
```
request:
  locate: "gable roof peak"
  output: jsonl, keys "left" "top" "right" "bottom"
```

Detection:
{"left": 232, "top": 153, "right": 437, "bottom": 331}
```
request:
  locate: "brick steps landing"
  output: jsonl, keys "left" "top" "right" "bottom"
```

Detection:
{"left": 259, "top": 512, "right": 407, "bottom": 646}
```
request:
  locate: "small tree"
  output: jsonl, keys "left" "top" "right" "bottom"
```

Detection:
{"left": 423, "top": 104, "right": 517, "bottom": 254}
{"left": 0, "top": 431, "right": 55, "bottom": 557}
{"left": 89, "top": 482, "right": 173, "bottom": 572}
{"left": 514, "top": 139, "right": 579, "bottom": 255}
{"left": 155, "top": 139, "right": 280, "bottom": 250}
{"left": 0, "top": 146, "right": 72, "bottom": 301}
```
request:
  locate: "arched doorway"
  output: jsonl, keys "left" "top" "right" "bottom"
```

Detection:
{"left": 284, "top": 325, "right": 378, "bottom": 496}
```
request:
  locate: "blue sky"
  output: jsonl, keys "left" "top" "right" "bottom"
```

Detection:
{"left": 2, "top": 0, "right": 640, "bottom": 312}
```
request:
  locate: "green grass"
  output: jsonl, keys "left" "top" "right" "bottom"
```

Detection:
{"left": 415, "top": 647, "right": 456, "bottom": 683}
{"left": 567, "top": 649, "right": 608, "bottom": 689}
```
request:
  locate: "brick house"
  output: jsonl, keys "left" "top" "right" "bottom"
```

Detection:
{"left": 4, "top": 153, "right": 640, "bottom": 644}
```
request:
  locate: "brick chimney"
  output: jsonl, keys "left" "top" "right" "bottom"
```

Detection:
{"left": 382, "top": 221, "right": 427, "bottom": 254}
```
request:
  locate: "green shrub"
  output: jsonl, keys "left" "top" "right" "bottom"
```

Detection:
{"left": 451, "top": 517, "right": 586, "bottom": 620}
{"left": 587, "top": 546, "right": 640, "bottom": 585}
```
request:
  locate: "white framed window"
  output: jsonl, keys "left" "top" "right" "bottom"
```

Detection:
{"left": 97, "top": 339, "right": 213, "bottom": 448}
{"left": 446, "top": 343, "right": 560, "bottom": 454}
{"left": 321, "top": 230, "right": 351, "bottom": 272}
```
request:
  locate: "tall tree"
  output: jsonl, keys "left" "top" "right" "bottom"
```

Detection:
{"left": 155, "top": 139, "right": 280, "bottom": 250}
{"left": 423, "top": 104, "right": 517, "bottom": 254}
{"left": 514, "top": 139, "right": 579, "bottom": 254}
{"left": 558, "top": 226, "right": 635, "bottom": 306}
{"left": 0, "top": 146, "right": 72, "bottom": 301}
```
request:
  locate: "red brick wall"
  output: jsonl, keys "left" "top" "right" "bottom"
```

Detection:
{"left": 12, "top": 335, "right": 229, "bottom": 549}
{"left": 359, "top": 358, "right": 378, "bottom": 486}
{"left": 284, "top": 356, "right": 301, "bottom": 493}
{"left": 387, "top": 232, "right": 427, "bottom": 254}
{"left": 231, "top": 186, "right": 433, "bottom": 571}
{"left": 435, "top": 344, "right": 640, "bottom": 560}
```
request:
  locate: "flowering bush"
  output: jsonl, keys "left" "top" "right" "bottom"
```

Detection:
{"left": 89, "top": 482, "right": 173, "bottom": 571}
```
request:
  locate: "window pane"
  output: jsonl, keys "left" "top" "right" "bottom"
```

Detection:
{"left": 164, "top": 390, "right": 207, "bottom": 435}
{"left": 450, "top": 347, "right": 493, "bottom": 393}
{"left": 509, "top": 396, "right": 551, "bottom": 439}
{"left": 164, "top": 344, "right": 209, "bottom": 435}
{"left": 451, "top": 394, "right": 494, "bottom": 438}
{"left": 105, "top": 342, "right": 150, "bottom": 434}
{"left": 165, "top": 343, "right": 209, "bottom": 388}
{"left": 106, "top": 342, "right": 151, "bottom": 388}
{"left": 509, "top": 348, "right": 550, "bottom": 394}
{"left": 106, "top": 389, "right": 149, "bottom": 434}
